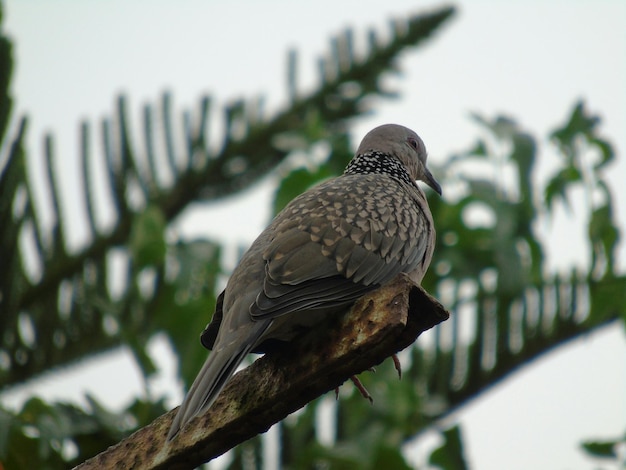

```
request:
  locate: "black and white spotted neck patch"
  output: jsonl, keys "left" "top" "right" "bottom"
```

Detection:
{"left": 344, "top": 151, "right": 414, "bottom": 186}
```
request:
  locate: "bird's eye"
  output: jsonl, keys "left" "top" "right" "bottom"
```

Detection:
{"left": 408, "top": 138, "right": 418, "bottom": 150}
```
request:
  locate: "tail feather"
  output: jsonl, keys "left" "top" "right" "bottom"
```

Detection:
{"left": 167, "top": 321, "right": 271, "bottom": 440}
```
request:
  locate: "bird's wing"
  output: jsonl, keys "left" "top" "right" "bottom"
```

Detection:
{"left": 250, "top": 174, "right": 432, "bottom": 320}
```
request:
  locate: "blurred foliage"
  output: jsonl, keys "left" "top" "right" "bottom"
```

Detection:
{"left": 580, "top": 432, "right": 626, "bottom": 467}
{"left": 0, "top": 2, "right": 624, "bottom": 469}
{"left": 429, "top": 425, "right": 468, "bottom": 470}
{"left": 0, "top": 394, "right": 167, "bottom": 469}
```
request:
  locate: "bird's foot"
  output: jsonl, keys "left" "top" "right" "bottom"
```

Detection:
{"left": 391, "top": 353, "right": 402, "bottom": 379}
{"left": 350, "top": 375, "right": 373, "bottom": 403}
{"left": 334, "top": 367, "right": 378, "bottom": 402}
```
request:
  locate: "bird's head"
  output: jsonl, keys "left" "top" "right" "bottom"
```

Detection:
{"left": 356, "top": 124, "right": 442, "bottom": 195}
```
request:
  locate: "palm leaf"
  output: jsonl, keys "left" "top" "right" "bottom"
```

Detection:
{"left": 0, "top": 6, "right": 456, "bottom": 388}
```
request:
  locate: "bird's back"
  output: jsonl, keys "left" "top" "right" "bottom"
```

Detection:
{"left": 168, "top": 124, "right": 440, "bottom": 441}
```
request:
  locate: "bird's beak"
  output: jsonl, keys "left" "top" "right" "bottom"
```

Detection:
{"left": 423, "top": 168, "right": 442, "bottom": 196}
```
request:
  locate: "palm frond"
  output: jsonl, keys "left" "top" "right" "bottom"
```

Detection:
{"left": 412, "top": 272, "right": 622, "bottom": 425}
{"left": 0, "top": 6, "right": 456, "bottom": 389}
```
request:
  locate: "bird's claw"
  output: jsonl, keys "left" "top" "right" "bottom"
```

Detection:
{"left": 350, "top": 375, "right": 373, "bottom": 403}
{"left": 391, "top": 353, "right": 402, "bottom": 379}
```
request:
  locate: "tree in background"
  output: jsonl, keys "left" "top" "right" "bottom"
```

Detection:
{"left": 0, "top": 3, "right": 624, "bottom": 468}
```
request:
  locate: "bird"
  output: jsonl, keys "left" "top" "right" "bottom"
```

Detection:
{"left": 167, "top": 123, "right": 441, "bottom": 440}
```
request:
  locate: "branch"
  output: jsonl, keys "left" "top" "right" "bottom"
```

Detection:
{"left": 73, "top": 275, "right": 449, "bottom": 470}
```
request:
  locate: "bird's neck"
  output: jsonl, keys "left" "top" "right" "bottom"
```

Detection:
{"left": 344, "top": 151, "right": 415, "bottom": 187}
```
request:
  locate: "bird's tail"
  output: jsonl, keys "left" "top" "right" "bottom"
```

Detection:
{"left": 167, "top": 321, "right": 271, "bottom": 440}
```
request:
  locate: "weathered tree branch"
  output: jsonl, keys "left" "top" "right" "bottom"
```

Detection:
{"left": 74, "top": 275, "right": 449, "bottom": 470}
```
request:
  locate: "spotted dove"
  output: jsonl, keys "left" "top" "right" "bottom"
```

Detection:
{"left": 167, "top": 124, "right": 441, "bottom": 440}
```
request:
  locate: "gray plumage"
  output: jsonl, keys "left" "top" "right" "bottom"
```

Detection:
{"left": 167, "top": 124, "right": 441, "bottom": 440}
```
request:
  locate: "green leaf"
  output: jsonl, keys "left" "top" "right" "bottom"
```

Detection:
{"left": 550, "top": 101, "right": 600, "bottom": 154}
{"left": 589, "top": 136, "right": 615, "bottom": 169}
{"left": 544, "top": 166, "right": 582, "bottom": 212}
{"left": 429, "top": 425, "right": 469, "bottom": 470}
{"left": 155, "top": 239, "right": 222, "bottom": 388}
{"left": 129, "top": 205, "right": 167, "bottom": 268}
{"left": 126, "top": 332, "right": 159, "bottom": 378}
{"left": 467, "top": 138, "right": 488, "bottom": 157}
{"left": 0, "top": 407, "right": 16, "bottom": 458}
{"left": 372, "top": 443, "right": 413, "bottom": 470}
{"left": 156, "top": 282, "right": 216, "bottom": 388}
{"left": 470, "top": 112, "right": 518, "bottom": 140}
{"left": 511, "top": 131, "right": 536, "bottom": 209}
{"left": 0, "top": 10, "right": 14, "bottom": 148}
{"left": 581, "top": 439, "right": 618, "bottom": 458}
{"left": 588, "top": 197, "right": 620, "bottom": 278}
{"left": 588, "top": 276, "right": 626, "bottom": 323}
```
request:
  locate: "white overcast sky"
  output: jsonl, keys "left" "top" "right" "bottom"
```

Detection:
{"left": 3, "top": 1, "right": 626, "bottom": 469}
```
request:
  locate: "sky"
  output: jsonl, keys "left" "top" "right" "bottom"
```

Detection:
{"left": 2, "top": 1, "right": 626, "bottom": 469}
